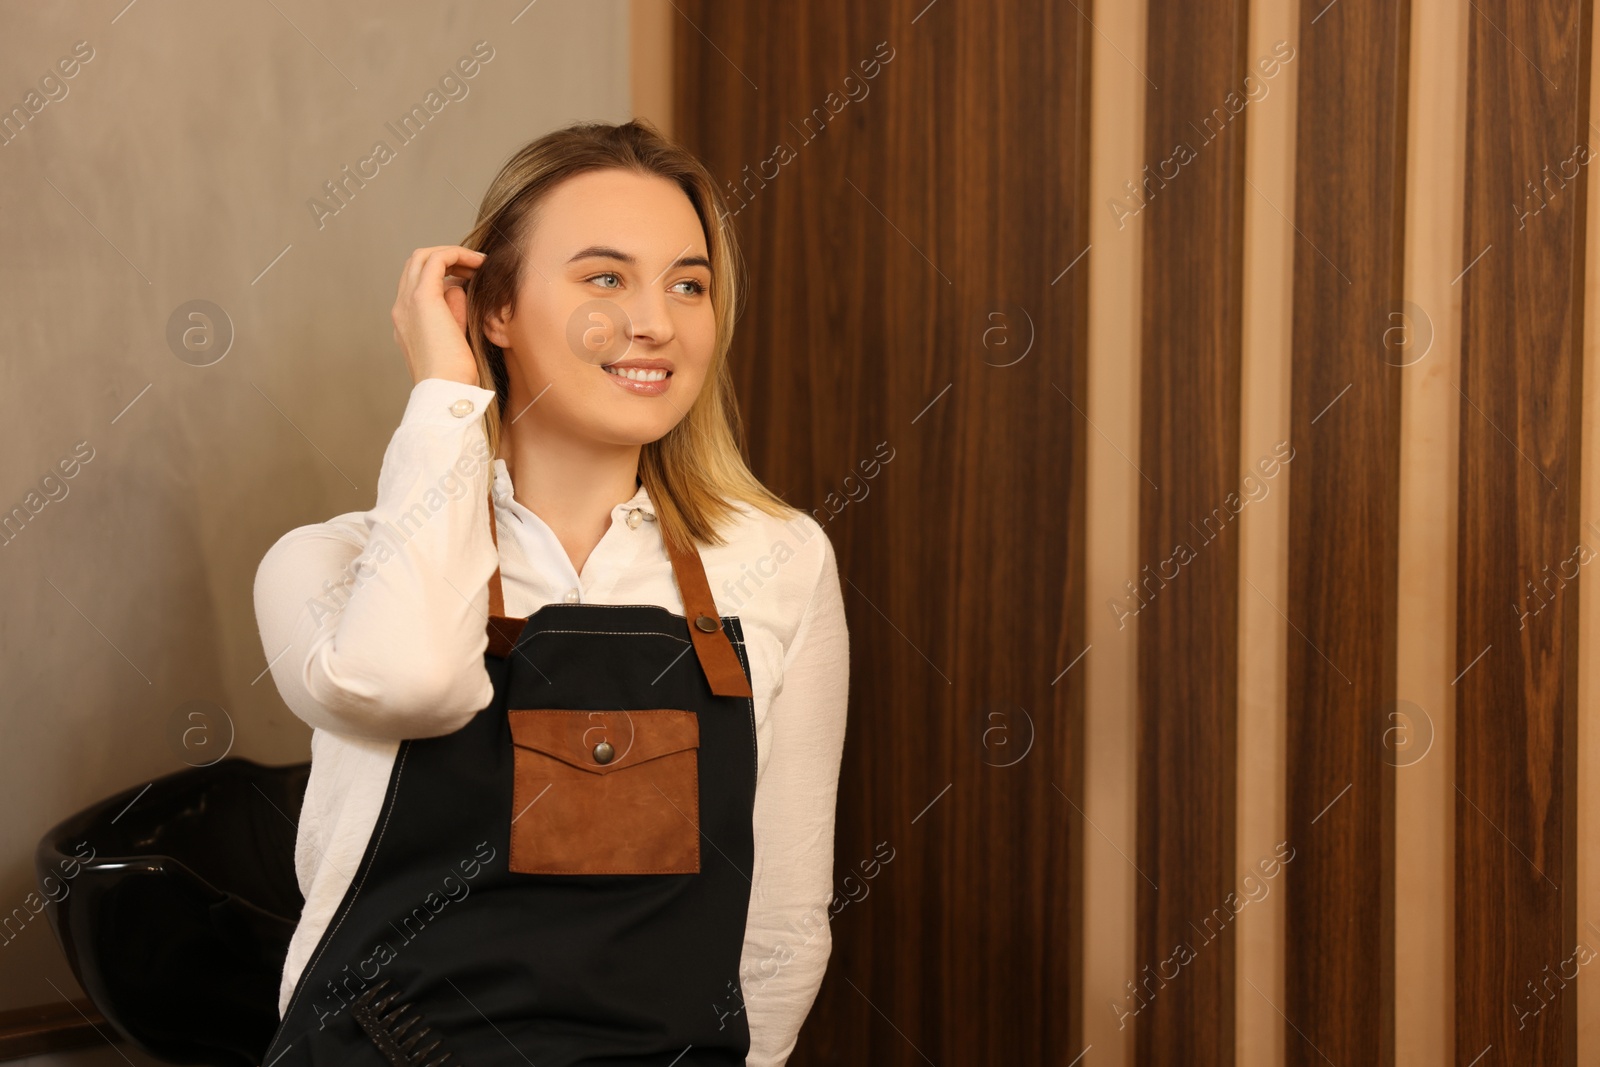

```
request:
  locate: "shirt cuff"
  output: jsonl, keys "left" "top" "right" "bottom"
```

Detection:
{"left": 400, "top": 377, "right": 498, "bottom": 429}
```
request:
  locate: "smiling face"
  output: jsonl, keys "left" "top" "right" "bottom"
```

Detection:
{"left": 482, "top": 167, "right": 718, "bottom": 449}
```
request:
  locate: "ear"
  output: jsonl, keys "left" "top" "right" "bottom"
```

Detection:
{"left": 483, "top": 298, "right": 515, "bottom": 349}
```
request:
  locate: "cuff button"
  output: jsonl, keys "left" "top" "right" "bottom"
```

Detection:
{"left": 450, "top": 398, "right": 474, "bottom": 417}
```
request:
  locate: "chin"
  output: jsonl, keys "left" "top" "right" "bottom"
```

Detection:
{"left": 586, "top": 417, "right": 683, "bottom": 448}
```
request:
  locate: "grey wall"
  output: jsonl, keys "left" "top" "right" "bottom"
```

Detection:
{"left": 0, "top": 0, "right": 650, "bottom": 1055}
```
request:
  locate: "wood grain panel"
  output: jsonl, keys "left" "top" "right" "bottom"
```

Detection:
{"left": 675, "top": 1, "right": 1093, "bottom": 1062}
{"left": 1455, "top": 1, "right": 1592, "bottom": 1063}
{"left": 1134, "top": 2, "right": 1249, "bottom": 1063}
{"left": 1393, "top": 0, "right": 1470, "bottom": 1060}
{"left": 1281, "top": 2, "right": 1410, "bottom": 1065}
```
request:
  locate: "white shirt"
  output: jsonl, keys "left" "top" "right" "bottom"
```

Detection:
{"left": 252, "top": 377, "right": 850, "bottom": 1065}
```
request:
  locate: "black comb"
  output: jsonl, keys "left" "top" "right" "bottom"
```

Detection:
{"left": 350, "top": 978, "right": 456, "bottom": 1066}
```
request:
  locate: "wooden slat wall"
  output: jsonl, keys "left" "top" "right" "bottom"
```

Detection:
{"left": 1393, "top": 0, "right": 1470, "bottom": 1059}
{"left": 1282, "top": 1, "right": 1410, "bottom": 1065}
{"left": 1233, "top": 0, "right": 1298, "bottom": 1061}
{"left": 1455, "top": 1, "right": 1592, "bottom": 1063}
{"left": 673, "top": 1, "right": 1094, "bottom": 1062}
{"left": 1080, "top": 1, "right": 1150, "bottom": 1063}
{"left": 670, "top": 1, "right": 1600, "bottom": 1063}
{"left": 1133, "top": 2, "right": 1249, "bottom": 1063}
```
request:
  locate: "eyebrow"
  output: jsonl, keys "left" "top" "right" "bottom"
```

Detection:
{"left": 567, "top": 245, "right": 712, "bottom": 271}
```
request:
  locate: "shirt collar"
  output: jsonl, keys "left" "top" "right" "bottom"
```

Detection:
{"left": 492, "top": 458, "right": 656, "bottom": 519}
{"left": 621, "top": 480, "right": 656, "bottom": 516}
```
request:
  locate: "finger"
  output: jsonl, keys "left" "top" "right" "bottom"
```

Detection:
{"left": 423, "top": 248, "right": 486, "bottom": 293}
{"left": 397, "top": 251, "right": 418, "bottom": 300}
{"left": 443, "top": 285, "right": 469, "bottom": 332}
{"left": 399, "top": 246, "right": 439, "bottom": 299}
{"left": 440, "top": 247, "right": 487, "bottom": 280}
{"left": 401, "top": 247, "right": 484, "bottom": 298}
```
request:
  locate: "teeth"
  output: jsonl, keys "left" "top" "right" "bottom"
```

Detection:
{"left": 604, "top": 365, "right": 669, "bottom": 382}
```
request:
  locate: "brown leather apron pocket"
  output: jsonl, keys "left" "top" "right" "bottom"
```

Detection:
{"left": 508, "top": 709, "right": 701, "bottom": 875}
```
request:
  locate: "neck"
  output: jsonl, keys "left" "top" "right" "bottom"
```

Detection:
{"left": 498, "top": 417, "right": 642, "bottom": 547}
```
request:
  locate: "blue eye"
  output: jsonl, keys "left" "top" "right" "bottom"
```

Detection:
{"left": 675, "top": 279, "right": 707, "bottom": 295}
{"left": 590, "top": 273, "right": 621, "bottom": 289}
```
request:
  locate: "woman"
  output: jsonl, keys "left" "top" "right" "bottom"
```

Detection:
{"left": 253, "top": 119, "right": 849, "bottom": 1065}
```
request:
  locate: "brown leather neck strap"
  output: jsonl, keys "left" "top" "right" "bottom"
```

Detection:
{"left": 483, "top": 489, "right": 752, "bottom": 698}
{"left": 485, "top": 490, "right": 523, "bottom": 658}
{"left": 660, "top": 530, "right": 754, "bottom": 698}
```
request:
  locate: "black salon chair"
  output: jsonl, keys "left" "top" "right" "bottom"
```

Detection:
{"left": 35, "top": 757, "right": 310, "bottom": 1066}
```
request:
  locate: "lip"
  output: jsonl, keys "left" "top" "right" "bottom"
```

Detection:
{"left": 602, "top": 357, "right": 675, "bottom": 372}
{"left": 600, "top": 359, "right": 673, "bottom": 396}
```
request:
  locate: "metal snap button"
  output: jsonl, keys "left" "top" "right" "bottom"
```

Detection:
{"left": 694, "top": 614, "right": 718, "bottom": 633}
{"left": 449, "top": 398, "right": 474, "bottom": 418}
{"left": 592, "top": 741, "right": 614, "bottom": 764}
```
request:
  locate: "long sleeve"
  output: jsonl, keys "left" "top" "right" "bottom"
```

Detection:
{"left": 739, "top": 531, "right": 851, "bottom": 1066}
{"left": 253, "top": 377, "right": 502, "bottom": 741}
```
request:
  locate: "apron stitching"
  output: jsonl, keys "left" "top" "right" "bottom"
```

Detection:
{"left": 269, "top": 741, "right": 412, "bottom": 1050}
{"left": 514, "top": 603, "right": 699, "bottom": 622}
{"left": 522, "top": 629, "right": 692, "bottom": 640}
{"left": 725, "top": 617, "right": 760, "bottom": 809}
{"left": 512, "top": 628, "right": 745, "bottom": 647}
{"left": 272, "top": 607, "right": 757, "bottom": 1054}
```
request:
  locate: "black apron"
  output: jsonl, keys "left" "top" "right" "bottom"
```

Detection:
{"left": 260, "top": 490, "right": 758, "bottom": 1065}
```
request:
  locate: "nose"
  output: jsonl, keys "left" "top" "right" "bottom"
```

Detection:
{"left": 619, "top": 287, "right": 675, "bottom": 350}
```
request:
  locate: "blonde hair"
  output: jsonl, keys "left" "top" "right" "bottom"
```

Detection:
{"left": 458, "top": 118, "right": 800, "bottom": 553}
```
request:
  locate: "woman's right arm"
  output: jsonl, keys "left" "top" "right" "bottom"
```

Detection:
{"left": 253, "top": 377, "right": 502, "bottom": 741}
{"left": 256, "top": 245, "right": 495, "bottom": 740}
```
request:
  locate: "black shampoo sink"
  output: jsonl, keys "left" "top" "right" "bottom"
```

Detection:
{"left": 35, "top": 757, "right": 310, "bottom": 1066}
